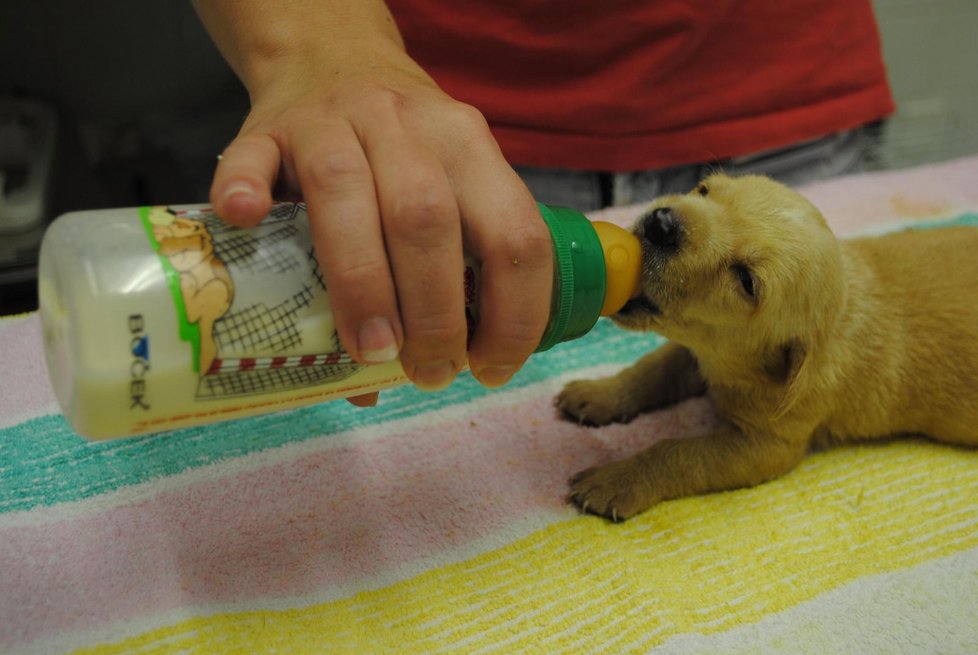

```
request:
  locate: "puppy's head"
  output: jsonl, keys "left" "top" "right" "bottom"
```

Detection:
{"left": 615, "top": 174, "right": 843, "bottom": 399}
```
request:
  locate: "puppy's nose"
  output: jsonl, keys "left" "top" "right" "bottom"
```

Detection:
{"left": 642, "top": 207, "right": 680, "bottom": 250}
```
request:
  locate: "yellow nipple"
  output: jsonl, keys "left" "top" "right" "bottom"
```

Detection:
{"left": 591, "top": 221, "right": 642, "bottom": 316}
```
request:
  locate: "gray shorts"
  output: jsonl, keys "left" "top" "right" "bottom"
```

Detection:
{"left": 515, "top": 128, "right": 871, "bottom": 211}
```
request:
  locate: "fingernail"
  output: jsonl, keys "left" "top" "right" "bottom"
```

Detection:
{"left": 358, "top": 317, "right": 399, "bottom": 364}
{"left": 475, "top": 365, "right": 516, "bottom": 388}
{"left": 222, "top": 181, "right": 257, "bottom": 203}
{"left": 413, "top": 361, "right": 457, "bottom": 391}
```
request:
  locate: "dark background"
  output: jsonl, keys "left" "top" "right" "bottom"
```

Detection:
{"left": 1, "top": 2, "right": 249, "bottom": 314}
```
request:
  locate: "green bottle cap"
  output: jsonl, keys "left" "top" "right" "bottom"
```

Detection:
{"left": 535, "top": 203, "right": 607, "bottom": 352}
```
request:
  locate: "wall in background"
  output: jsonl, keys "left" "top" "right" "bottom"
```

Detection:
{"left": 872, "top": 0, "right": 978, "bottom": 168}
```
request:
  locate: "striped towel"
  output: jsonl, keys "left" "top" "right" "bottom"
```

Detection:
{"left": 2, "top": 157, "right": 978, "bottom": 654}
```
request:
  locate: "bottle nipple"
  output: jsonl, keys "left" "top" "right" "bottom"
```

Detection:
{"left": 591, "top": 222, "right": 642, "bottom": 316}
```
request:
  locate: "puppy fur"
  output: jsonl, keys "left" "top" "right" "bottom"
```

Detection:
{"left": 556, "top": 173, "right": 978, "bottom": 522}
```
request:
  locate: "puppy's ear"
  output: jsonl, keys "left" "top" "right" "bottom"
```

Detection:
{"left": 766, "top": 340, "right": 810, "bottom": 420}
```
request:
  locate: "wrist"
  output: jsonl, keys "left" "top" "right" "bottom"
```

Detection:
{"left": 242, "top": 31, "right": 408, "bottom": 101}
{"left": 194, "top": 0, "right": 408, "bottom": 100}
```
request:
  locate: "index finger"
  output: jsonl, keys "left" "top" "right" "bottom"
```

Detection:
{"left": 291, "top": 118, "right": 404, "bottom": 365}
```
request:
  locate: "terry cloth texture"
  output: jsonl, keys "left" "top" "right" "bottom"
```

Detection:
{"left": 2, "top": 157, "right": 978, "bottom": 655}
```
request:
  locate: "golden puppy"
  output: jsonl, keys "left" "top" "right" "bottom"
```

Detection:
{"left": 556, "top": 173, "right": 978, "bottom": 522}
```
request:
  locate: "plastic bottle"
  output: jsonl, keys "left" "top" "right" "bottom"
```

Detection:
{"left": 38, "top": 202, "right": 641, "bottom": 439}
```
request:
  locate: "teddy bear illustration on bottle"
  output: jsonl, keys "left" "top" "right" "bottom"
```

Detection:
{"left": 148, "top": 206, "right": 233, "bottom": 375}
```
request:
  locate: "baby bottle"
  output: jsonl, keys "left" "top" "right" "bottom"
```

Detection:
{"left": 38, "top": 202, "right": 641, "bottom": 439}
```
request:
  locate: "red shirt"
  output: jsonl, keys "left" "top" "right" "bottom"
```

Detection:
{"left": 387, "top": 0, "right": 894, "bottom": 171}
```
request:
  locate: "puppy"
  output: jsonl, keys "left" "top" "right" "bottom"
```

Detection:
{"left": 556, "top": 173, "right": 978, "bottom": 522}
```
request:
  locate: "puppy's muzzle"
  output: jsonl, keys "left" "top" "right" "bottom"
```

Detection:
{"left": 641, "top": 207, "right": 681, "bottom": 252}
{"left": 619, "top": 295, "right": 661, "bottom": 316}
{"left": 616, "top": 207, "right": 680, "bottom": 320}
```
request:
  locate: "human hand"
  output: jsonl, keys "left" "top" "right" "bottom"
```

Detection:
{"left": 198, "top": 9, "right": 553, "bottom": 396}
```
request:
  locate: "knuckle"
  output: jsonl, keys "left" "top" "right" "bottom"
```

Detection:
{"left": 471, "top": 307, "right": 547, "bottom": 368}
{"left": 449, "top": 102, "right": 492, "bottom": 138}
{"left": 486, "top": 319, "right": 541, "bottom": 354}
{"left": 344, "top": 83, "right": 416, "bottom": 125}
{"left": 403, "top": 312, "right": 466, "bottom": 353}
{"left": 480, "top": 330, "right": 540, "bottom": 364}
{"left": 385, "top": 187, "right": 457, "bottom": 241}
{"left": 343, "top": 81, "right": 400, "bottom": 108}
{"left": 302, "top": 148, "right": 370, "bottom": 191}
{"left": 328, "top": 253, "right": 390, "bottom": 289}
{"left": 436, "top": 102, "right": 494, "bottom": 161}
{"left": 370, "top": 85, "right": 409, "bottom": 112}
{"left": 492, "top": 220, "right": 553, "bottom": 268}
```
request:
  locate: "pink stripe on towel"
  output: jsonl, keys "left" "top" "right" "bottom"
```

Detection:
{"left": 801, "top": 158, "right": 978, "bottom": 231}
{"left": 0, "top": 386, "right": 719, "bottom": 647}
{"left": 590, "top": 156, "right": 978, "bottom": 235}
{"left": 0, "top": 314, "right": 58, "bottom": 428}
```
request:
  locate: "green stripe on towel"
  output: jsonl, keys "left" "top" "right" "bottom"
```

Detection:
{"left": 0, "top": 320, "right": 662, "bottom": 514}
{"left": 903, "top": 212, "right": 978, "bottom": 231}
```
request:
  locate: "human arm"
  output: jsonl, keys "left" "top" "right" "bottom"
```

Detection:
{"left": 192, "top": 0, "right": 554, "bottom": 391}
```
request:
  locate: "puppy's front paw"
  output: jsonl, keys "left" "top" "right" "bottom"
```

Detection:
{"left": 569, "top": 457, "right": 658, "bottom": 522}
{"left": 556, "top": 379, "right": 638, "bottom": 426}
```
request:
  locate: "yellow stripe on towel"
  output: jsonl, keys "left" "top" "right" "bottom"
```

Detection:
{"left": 77, "top": 440, "right": 978, "bottom": 655}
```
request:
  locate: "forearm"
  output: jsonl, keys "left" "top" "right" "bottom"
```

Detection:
{"left": 191, "top": 0, "right": 405, "bottom": 96}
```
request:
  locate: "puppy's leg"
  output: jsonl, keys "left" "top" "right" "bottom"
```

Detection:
{"left": 556, "top": 341, "right": 705, "bottom": 426}
{"left": 570, "top": 428, "right": 809, "bottom": 521}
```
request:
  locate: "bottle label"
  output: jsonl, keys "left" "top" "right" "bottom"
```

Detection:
{"left": 140, "top": 203, "right": 365, "bottom": 402}
{"left": 139, "top": 203, "right": 481, "bottom": 405}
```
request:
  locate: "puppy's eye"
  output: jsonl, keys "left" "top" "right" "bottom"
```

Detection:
{"left": 696, "top": 184, "right": 709, "bottom": 196}
{"left": 733, "top": 264, "right": 755, "bottom": 298}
